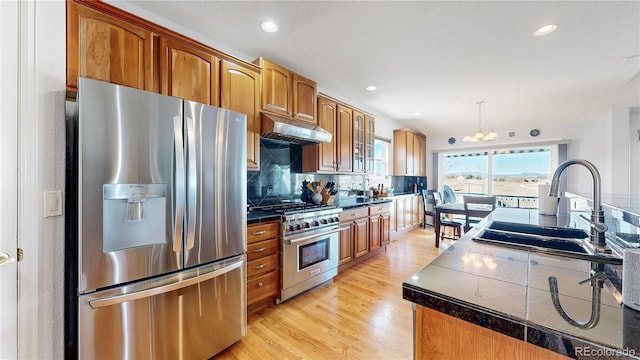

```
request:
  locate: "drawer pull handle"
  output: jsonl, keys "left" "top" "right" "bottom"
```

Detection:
{"left": 251, "top": 230, "right": 267, "bottom": 236}
{"left": 257, "top": 282, "right": 263, "bottom": 288}
{"left": 251, "top": 247, "right": 267, "bottom": 253}
{"left": 252, "top": 264, "right": 266, "bottom": 270}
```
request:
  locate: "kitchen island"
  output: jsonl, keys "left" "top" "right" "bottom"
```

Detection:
{"left": 403, "top": 207, "right": 640, "bottom": 359}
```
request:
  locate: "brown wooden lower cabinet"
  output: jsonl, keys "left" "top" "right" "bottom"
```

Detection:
{"left": 246, "top": 221, "right": 279, "bottom": 313}
{"left": 338, "top": 203, "right": 391, "bottom": 270}
{"left": 415, "top": 306, "right": 571, "bottom": 360}
{"left": 390, "top": 194, "right": 422, "bottom": 240}
{"left": 338, "top": 223, "right": 354, "bottom": 265}
{"left": 369, "top": 215, "right": 381, "bottom": 252}
{"left": 353, "top": 218, "right": 369, "bottom": 258}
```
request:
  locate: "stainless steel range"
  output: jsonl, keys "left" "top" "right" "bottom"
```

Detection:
{"left": 250, "top": 203, "right": 342, "bottom": 303}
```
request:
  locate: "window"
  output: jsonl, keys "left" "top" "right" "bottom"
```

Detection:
{"left": 373, "top": 138, "right": 390, "bottom": 176}
{"left": 443, "top": 152, "right": 489, "bottom": 195}
{"left": 491, "top": 149, "right": 550, "bottom": 197}
{"left": 441, "top": 147, "right": 551, "bottom": 207}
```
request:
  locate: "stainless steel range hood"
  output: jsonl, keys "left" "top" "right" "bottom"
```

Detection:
{"left": 261, "top": 112, "right": 332, "bottom": 145}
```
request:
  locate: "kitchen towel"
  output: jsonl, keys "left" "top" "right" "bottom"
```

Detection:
{"left": 538, "top": 184, "right": 559, "bottom": 215}
{"left": 623, "top": 248, "right": 640, "bottom": 312}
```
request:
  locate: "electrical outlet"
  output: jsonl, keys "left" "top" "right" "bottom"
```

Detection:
{"left": 44, "top": 191, "right": 63, "bottom": 217}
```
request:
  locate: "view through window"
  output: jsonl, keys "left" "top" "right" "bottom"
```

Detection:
{"left": 373, "top": 138, "right": 390, "bottom": 176}
{"left": 367, "top": 138, "right": 391, "bottom": 190}
{"left": 443, "top": 148, "right": 550, "bottom": 207}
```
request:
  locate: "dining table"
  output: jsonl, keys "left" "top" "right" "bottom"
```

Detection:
{"left": 434, "top": 203, "right": 466, "bottom": 247}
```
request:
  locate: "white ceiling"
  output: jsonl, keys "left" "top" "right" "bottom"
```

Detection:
{"left": 115, "top": 0, "right": 640, "bottom": 137}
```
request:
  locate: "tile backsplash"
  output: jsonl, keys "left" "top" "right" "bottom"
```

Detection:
{"left": 247, "top": 139, "right": 427, "bottom": 207}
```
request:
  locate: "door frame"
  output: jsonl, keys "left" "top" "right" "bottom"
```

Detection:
{"left": 0, "top": 1, "right": 20, "bottom": 357}
{"left": 8, "top": 1, "right": 40, "bottom": 358}
{"left": 18, "top": 1, "right": 41, "bottom": 358}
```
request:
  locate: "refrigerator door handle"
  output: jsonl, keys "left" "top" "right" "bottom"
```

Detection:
{"left": 186, "top": 116, "right": 197, "bottom": 250}
{"left": 89, "top": 259, "right": 243, "bottom": 309}
{"left": 173, "top": 116, "right": 186, "bottom": 253}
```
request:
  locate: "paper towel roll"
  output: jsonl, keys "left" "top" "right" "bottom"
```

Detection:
{"left": 623, "top": 249, "right": 640, "bottom": 312}
{"left": 538, "top": 184, "right": 559, "bottom": 215}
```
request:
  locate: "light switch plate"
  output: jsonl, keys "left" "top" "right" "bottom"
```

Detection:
{"left": 43, "top": 191, "right": 63, "bottom": 217}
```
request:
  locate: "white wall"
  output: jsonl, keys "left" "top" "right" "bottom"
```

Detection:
{"left": 426, "top": 107, "right": 635, "bottom": 195}
{"left": 37, "top": 2, "right": 66, "bottom": 357}
{"left": 630, "top": 107, "right": 640, "bottom": 195}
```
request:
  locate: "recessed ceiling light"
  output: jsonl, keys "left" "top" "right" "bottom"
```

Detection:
{"left": 413, "top": 112, "right": 421, "bottom": 116}
{"left": 533, "top": 23, "right": 558, "bottom": 36}
{"left": 365, "top": 86, "right": 377, "bottom": 91}
{"left": 261, "top": 21, "right": 278, "bottom": 33}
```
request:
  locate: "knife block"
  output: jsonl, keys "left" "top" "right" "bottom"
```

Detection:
{"left": 321, "top": 189, "right": 335, "bottom": 205}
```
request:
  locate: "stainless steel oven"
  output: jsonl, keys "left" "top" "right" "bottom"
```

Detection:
{"left": 280, "top": 226, "right": 340, "bottom": 302}
{"left": 276, "top": 206, "right": 342, "bottom": 303}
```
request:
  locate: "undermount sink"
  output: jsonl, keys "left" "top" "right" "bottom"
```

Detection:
{"left": 472, "top": 221, "right": 623, "bottom": 265}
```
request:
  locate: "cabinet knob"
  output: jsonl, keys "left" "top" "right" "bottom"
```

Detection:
{"left": 257, "top": 282, "right": 263, "bottom": 288}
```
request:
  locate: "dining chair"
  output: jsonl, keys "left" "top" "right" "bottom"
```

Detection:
{"left": 433, "top": 191, "right": 463, "bottom": 240}
{"left": 462, "top": 195, "right": 497, "bottom": 232}
{"left": 422, "top": 189, "right": 435, "bottom": 228}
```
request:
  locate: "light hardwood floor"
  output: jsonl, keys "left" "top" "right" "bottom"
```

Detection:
{"left": 214, "top": 227, "right": 452, "bottom": 360}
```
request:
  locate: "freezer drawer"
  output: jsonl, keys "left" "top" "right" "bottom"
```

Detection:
{"left": 78, "top": 256, "right": 246, "bottom": 359}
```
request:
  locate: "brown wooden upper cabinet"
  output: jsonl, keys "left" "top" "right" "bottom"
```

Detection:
{"left": 365, "top": 114, "right": 376, "bottom": 173}
{"left": 159, "top": 37, "right": 220, "bottom": 106}
{"left": 336, "top": 105, "right": 354, "bottom": 172}
{"left": 66, "top": 1, "right": 154, "bottom": 91}
{"left": 220, "top": 61, "right": 261, "bottom": 171}
{"left": 302, "top": 97, "right": 353, "bottom": 172}
{"left": 256, "top": 58, "right": 317, "bottom": 124}
{"left": 303, "top": 95, "right": 377, "bottom": 174}
{"left": 393, "top": 129, "right": 426, "bottom": 176}
{"left": 302, "top": 96, "right": 338, "bottom": 172}
{"left": 68, "top": 1, "right": 263, "bottom": 171}
{"left": 292, "top": 73, "right": 317, "bottom": 123}
{"left": 353, "top": 111, "right": 365, "bottom": 173}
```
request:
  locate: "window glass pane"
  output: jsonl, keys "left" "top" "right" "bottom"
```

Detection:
{"left": 443, "top": 153, "right": 489, "bottom": 197}
{"left": 441, "top": 147, "right": 552, "bottom": 208}
{"left": 373, "top": 138, "right": 390, "bottom": 176}
{"left": 492, "top": 149, "right": 550, "bottom": 208}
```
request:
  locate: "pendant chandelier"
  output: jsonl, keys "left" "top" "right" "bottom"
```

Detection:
{"left": 463, "top": 100, "right": 498, "bottom": 142}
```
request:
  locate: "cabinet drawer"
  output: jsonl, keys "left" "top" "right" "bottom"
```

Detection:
{"left": 247, "top": 238, "right": 278, "bottom": 262}
{"left": 247, "top": 222, "right": 279, "bottom": 244}
{"left": 369, "top": 203, "right": 391, "bottom": 216}
{"left": 340, "top": 207, "right": 369, "bottom": 222}
{"left": 247, "top": 254, "right": 278, "bottom": 278}
{"left": 247, "top": 271, "right": 278, "bottom": 304}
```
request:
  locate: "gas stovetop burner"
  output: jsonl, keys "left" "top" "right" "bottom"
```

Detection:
{"left": 249, "top": 202, "right": 342, "bottom": 237}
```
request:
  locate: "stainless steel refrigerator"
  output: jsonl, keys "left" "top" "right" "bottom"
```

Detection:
{"left": 64, "top": 77, "right": 247, "bottom": 359}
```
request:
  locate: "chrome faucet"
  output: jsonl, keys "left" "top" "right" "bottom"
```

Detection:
{"left": 549, "top": 159, "right": 607, "bottom": 246}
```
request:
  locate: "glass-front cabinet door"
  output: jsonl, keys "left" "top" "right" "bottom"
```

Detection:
{"left": 365, "top": 114, "right": 375, "bottom": 173}
{"left": 353, "top": 111, "right": 365, "bottom": 173}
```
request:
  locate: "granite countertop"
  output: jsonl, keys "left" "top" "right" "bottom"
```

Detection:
{"left": 403, "top": 207, "right": 640, "bottom": 359}
{"left": 247, "top": 210, "right": 281, "bottom": 224}
{"left": 336, "top": 197, "right": 394, "bottom": 209}
{"left": 337, "top": 193, "right": 421, "bottom": 209}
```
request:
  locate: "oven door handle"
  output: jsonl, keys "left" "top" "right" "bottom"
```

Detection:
{"left": 284, "top": 228, "right": 340, "bottom": 245}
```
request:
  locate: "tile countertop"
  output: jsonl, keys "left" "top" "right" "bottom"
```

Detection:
{"left": 403, "top": 207, "right": 640, "bottom": 360}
